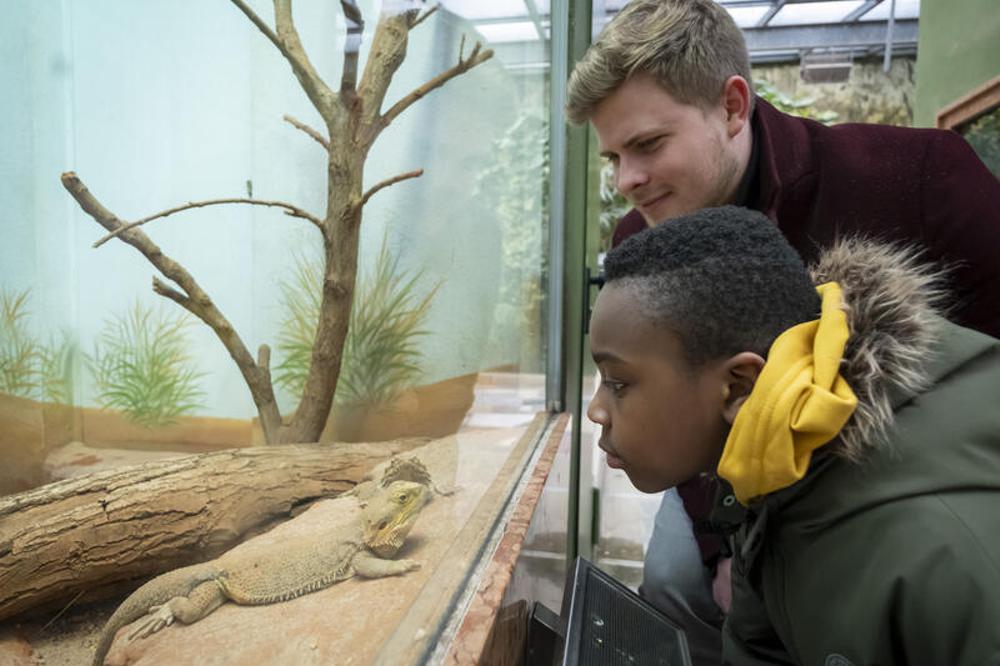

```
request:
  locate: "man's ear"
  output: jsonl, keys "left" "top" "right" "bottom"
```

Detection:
{"left": 720, "top": 351, "right": 765, "bottom": 425}
{"left": 721, "top": 75, "right": 751, "bottom": 137}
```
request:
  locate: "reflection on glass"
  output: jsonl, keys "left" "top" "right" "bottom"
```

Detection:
{"left": 0, "top": 1, "right": 550, "bottom": 663}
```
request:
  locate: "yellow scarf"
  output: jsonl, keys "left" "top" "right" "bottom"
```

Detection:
{"left": 717, "top": 282, "right": 858, "bottom": 505}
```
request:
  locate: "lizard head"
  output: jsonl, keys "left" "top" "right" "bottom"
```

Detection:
{"left": 361, "top": 480, "right": 430, "bottom": 558}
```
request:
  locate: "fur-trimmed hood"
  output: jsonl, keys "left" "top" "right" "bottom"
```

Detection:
{"left": 809, "top": 238, "right": 947, "bottom": 462}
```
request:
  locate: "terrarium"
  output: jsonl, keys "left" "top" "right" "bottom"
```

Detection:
{"left": 0, "top": 1, "right": 552, "bottom": 663}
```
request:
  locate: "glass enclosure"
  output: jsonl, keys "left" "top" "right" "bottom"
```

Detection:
{"left": 0, "top": 1, "right": 552, "bottom": 663}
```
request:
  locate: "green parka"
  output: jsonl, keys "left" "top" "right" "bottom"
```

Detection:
{"left": 723, "top": 240, "right": 1000, "bottom": 665}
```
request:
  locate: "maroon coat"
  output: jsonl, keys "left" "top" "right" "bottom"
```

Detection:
{"left": 612, "top": 98, "right": 1000, "bottom": 562}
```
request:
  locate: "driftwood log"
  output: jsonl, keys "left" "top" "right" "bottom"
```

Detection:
{"left": 0, "top": 438, "right": 425, "bottom": 622}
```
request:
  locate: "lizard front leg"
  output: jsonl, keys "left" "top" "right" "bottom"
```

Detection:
{"left": 127, "top": 580, "right": 227, "bottom": 641}
{"left": 352, "top": 550, "right": 421, "bottom": 579}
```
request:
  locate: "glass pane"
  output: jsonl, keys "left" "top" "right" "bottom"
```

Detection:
{"left": 0, "top": 1, "right": 551, "bottom": 662}
{"left": 769, "top": 1, "right": 863, "bottom": 27}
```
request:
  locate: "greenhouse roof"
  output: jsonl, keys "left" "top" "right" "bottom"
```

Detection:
{"left": 441, "top": 0, "right": 919, "bottom": 70}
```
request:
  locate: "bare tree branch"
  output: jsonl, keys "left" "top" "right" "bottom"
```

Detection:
{"left": 360, "top": 169, "right": 424, "bottom": 208}
{"left": 257, "top": 344, "right": 273, "bottom": 396}
{"left": 374, "top": 40, "right": 494, "bottom": 139}
{"left": 356, "top": 12, "right": 414, "bottom": 132}
{"left": 411, "top": 4, "right": 439, "bottom": 29}
{"left": 271, "top": 0, "right": 339, "bottom": 120}
{"left": 340, "top": 0, "right": 364, "bottom": 96}
{"left": 151, "top": 276, "right": 190, "bottom": 308}
{"left": 92, "top": 198, "right": 323, "bottom": 248}
{"left": 229, "top": 0, "right": 285, "bottom": 55}
{"left": 283, "top": 114, "right": 330, "bottom": 150}
{"left": 61, "top": 171, "right": 285, "bottom": 442}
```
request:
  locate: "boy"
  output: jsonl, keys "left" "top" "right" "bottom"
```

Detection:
{"left": 587, "top": 206, "right": 1000, "bottom": 664}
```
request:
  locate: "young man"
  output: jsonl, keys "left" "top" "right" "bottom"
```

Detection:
{"left": 588, "top": 206, "right": 1000, "bottom": 665}
{"left": 567, "top": 0, "right": 1000, "bottom": 657}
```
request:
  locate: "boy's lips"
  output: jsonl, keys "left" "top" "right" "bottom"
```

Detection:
{"left": 599, "top": 443, "right": 625, "bottom": 469}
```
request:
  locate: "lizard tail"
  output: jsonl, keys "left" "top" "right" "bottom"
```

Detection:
{"left": 92, "top": 563, "right": 219, "bottom": 666}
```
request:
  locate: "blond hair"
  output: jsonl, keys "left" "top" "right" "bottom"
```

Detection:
{"left": 566, "top": 0, "right": 751, "bottom": 124}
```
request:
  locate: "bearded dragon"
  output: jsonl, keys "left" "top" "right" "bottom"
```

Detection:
{"left": 92, "top": 479, "right": 430, "bottom": 665}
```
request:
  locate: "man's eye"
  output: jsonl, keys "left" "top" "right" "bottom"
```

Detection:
{"left": 636, "top": 136, "right": 662, "bottom": 152}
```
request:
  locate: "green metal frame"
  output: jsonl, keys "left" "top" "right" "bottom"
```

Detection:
{"left": 547, "top": 0, "right": 594, "bottom": 561}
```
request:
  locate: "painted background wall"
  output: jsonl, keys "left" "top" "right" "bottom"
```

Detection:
{"left": 0, "top": 0, "right": 547, "bottom": 420}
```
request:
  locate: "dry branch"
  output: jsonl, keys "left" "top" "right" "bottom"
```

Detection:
{"left": 360, "top": 169, "right": 424, "bottom": 207}
{"left": 93, "top": 197, "right": 323, "bottom": 248}
{"left": 151, "top": 276, "right": 190, "bottom": 308}
{"left": 374, "top": 40, "right": 494, "bottom": 139}
{"left": 230, "top": 0, "right": 338, "bottom": 121}
{"left": 272, "top": 0, "right": 338, "bottom": 120}
{"left": 411, "top": 4, "right": 440, "bottom": 29}
{"left": 0, "top": 439, "right": 427, "bottom": 622}
{"left": 283, "top": 113, "right": 330, "bottom": 150}
{"left": 61, "top": 172, "right": 284, "bottom": 443}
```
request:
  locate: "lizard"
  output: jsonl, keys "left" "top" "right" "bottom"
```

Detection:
{"left": 92, "top": 479, "right": 430, "bottom": 666}
{"left": 350, "top": 454, "right": 456, "bottom": 501}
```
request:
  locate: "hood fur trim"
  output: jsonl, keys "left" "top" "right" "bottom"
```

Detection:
{"left": 809, "top": 239, "right": 947, "bottom": 462}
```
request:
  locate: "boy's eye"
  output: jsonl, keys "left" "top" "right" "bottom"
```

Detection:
{"left": 602, "top": 379, "right": 627, "bottom": 395}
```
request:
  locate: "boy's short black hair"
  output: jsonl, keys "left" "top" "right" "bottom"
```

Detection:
{"left": 603, "top": 206, "right": 820, "bottom": 365}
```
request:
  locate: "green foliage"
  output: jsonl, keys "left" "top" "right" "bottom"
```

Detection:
{"left": 38, "top": 333, "right": 77, "bottom": 404}
{"left": 0, "top": 288, "right": 77, "bottom": 402}
{"left": 275, "top": 238, "right": 437, "bottom": 409}
{"left": 754, "top": 79, "right": 839, "bottom": 125}
{"left": 599, "top": 160, "right": 630, "bottom": 253}
{"left": 89, "top": 302, "right": 205, "bottom": 427}
{"left": 471, "top": 110, "right": 549, "bottom": 370}
{"left": 0, "top": 289, "right": 39, "bottom": 398}
{"left": 472, "top": 111, "right": 548, "bottom": 307}
{"left": 962, "top": 107, "right": 1000, "bottom": 179}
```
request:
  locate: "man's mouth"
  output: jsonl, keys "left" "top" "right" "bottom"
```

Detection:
{"left": 637, "top": 192, "right": 669, "bottom": 214}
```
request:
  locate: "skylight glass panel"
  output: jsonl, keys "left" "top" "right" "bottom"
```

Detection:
{"left": 770, "top": 0, "right": 864, "bottom": 26}
{"left": 859, "top": 0, "right": 920, "bottom": 21}
{"left": 474, "top": 20, "right": 544, "bottom": 44}
{"left": 440, "top": 0, "right": 550, "bottom": 21}
{"left": 726, "top": 5, "right": 771, "bottom": 28}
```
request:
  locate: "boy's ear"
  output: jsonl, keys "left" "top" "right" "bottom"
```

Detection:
{"left": 720, "top": 351, "right": 765, "bottom": 425}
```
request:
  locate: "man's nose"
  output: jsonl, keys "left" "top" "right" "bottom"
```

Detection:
{"left": 616, "top": 156, "right": 649, "bottom": 195}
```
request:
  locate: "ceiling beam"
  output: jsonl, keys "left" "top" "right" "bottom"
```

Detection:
{"left": 742, "top": 18, "right": 917, "bottom": 52}
{"left": 756, "top": 1, "right": 787, "bottom": 28}
{"left": 844, "top": 0, "right": 884, "bottom": 22}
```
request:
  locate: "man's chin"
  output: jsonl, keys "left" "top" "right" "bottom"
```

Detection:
{"left": 640, "top": 200, "right": 698, "bottom": 226}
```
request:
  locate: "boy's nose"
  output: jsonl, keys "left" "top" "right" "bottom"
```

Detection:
{"left": 586, "top": 394, "right": 609, "bottom": 426}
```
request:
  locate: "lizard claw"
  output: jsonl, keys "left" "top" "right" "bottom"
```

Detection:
{"left": 399, "top": 559, "right": 421, "bottom": 572}
{"left": 128, "top": 603, "right": 175, "bottom": 641}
